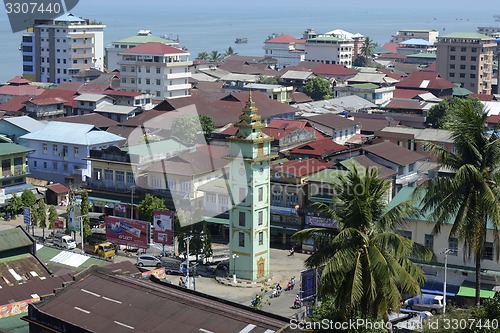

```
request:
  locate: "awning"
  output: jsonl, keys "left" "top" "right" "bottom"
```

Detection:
{"left": 456, "top": 286, "right": 496, "bottom": 299}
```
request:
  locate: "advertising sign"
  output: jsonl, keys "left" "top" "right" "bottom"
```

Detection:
{"left": 54, "top": 219, "right": 64, "bottom": 230}
{"left": 0, "top": 297, "right": 40, "bottom": 319}
{"left": 67, "top": 205, "right": 81, "bottom": 232}
{"left": 23, "top": 207, "right": 30, "bottom": 225}
{"left": 105, "top": 216, "right": 149, "bottom": 249}
{"left": 153, "top": 210, "right": 173, "bottom": 245}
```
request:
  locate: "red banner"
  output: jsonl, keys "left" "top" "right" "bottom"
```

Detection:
{"left": 54, "top": 219, "right": 64, "bottom": 229}
{"left": 105, "top": 216, "right": 149, "bottom": 249}
{"left": 153, "top": 210, "right": 173, "bottom": 245}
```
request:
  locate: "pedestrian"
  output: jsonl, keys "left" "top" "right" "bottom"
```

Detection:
{"left": 179, "top": 276, "right": 184, "bottom": 287}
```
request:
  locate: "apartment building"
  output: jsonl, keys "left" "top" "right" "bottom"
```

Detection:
{"left": 391, "top": 29, "right": 439, "bottom": 43}
{"left": 21, "top": 13, "right": 105, "bottom": 84}
{"left": 304, "top": 36, "right": 354, "bottom": 68}
{"left": 118, "top": 42, "right": 192, "bottom": 99}
{"left": 263, "top": 34, "right": 305, "bottom": 69}
{"left": 106, "top": 30, "right": 179, "bottom": 72}
{"left": 436, "top": 32, "right": 496, "bottom": 94}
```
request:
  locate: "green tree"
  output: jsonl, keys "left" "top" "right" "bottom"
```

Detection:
{"left": 201, "top": 222, "right": 213, "bottom": 259}
{"left": 302, "top": 76, "right": 332, "bottom": 101}
{"left": 294, "top": 166, "right": 432, "bottom": 320}
{"left": 425, "top": 97, "right": 483, "bottom": 129}
{"left": 48, "top": 205, "right": 58, "bottom": 231}
{"left": 21, "top": 189, "right": 36, "bottom": 208}
{"left": 137, "top": 194, "right": 167, "bottom": 222}
{"left": 80, "top": 192, "right": 91, "bottom": 239}
{"left": 196, "top": 51, "right": 209, "bottom": 60}
{"left": 360, "top": 36, "right": 377, "bottom": 59}
{"left": 37, "top": 201, "right": 47, "bottom": 238}
{"left": 353, "top": 55, "right": 367, "bottom": 67}
{"left": 199, "top": 115, "right": 215, "bottom": 136}
{"left": 7, "top": 193, "right": 23, "bottom": 216}
{"left": 171, "top": 114, "right": 203, "bottom": 146}
{"left": 417, "top": 100, "right": 500, "bottom": 306}
{"left": 208, "top": 50, "right": 223, "bottom": 62}
{"left": 258, "top": 75, "right": 279, "bottom": 85}
{"left": 223, "top": 46, "right": 237, "bottom": 57}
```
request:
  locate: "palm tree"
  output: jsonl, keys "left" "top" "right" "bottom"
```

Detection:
{"left": 360, "top": 36, "right": 377, "bottom": 59}
{"left": 294, "top": 166, "right": 432, "bottom": 320}
{"left": 417, "top": 100, "right": 500, "bottom": 306}
{"left": 208, "top": 50, "right": 223, "bottom": 63}
{"left": 224, "top": 46, "right": 237, "bottom": 57}
{"left": 196, "top": 51, "right": 209, "bottom": 60}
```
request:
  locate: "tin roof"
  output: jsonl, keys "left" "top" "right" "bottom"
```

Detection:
{"left": 0, "top": 227, "right": 34, "bottom": 253}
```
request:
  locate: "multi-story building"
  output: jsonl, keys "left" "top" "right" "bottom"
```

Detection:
{"left": 436, "top": 32, "right": 496, "bottom": 94}
{"left": 391, "top": 29, "right": 439, "bottom": 43}
{"left": 323, "top": 29, "right": 364, "bottom": 58}
{"left": 21, "top": 13, "right": 105, "bottom": 84}
{"left": 263, "top": 34, "right": 305, "bottom": 69}
{"left": 105, "top": 30, "right": 179, "bottom": 73}
{"left": 334, "top": 83, "right": 395, "bottom": 106}
{"left": 0, "top": 141, "right": 33, "bottom": 192}
{"left": 18, "top": 122, "right": 124, "bottom": 185}
{"left": 118, "top": 42, "right": 192, "bottom": 99}
{"left": 304, "top": 36, "right": 354, "bottom": 68}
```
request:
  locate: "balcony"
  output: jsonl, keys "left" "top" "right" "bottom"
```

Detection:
{"left": 395, "top": 172, "right": 422, "bottom": 185}
{"left": 86, "top": 179, "right": 133, "bottom": 193}
{"left": 72, "top": 53, "right": 95, "bottom": 60}
{"left": 165, "top": 72, "right": 190, "bottom": 80}
{"left": 1, "top": 167, "right": 30, "bottom": 179}
{"left": 165, "top": 83, "right": 191, "bottom": 91}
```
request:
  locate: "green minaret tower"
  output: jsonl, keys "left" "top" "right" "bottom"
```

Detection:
{"left": 227, "top": 92, "right": 276, "bottom": 281}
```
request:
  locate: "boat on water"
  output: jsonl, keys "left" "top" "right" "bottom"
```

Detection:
{"left": 235, "top": 38, "right": 247, "bottom": 44}
{"left": 495, "top": 15, "right": 500, "bottom": 22}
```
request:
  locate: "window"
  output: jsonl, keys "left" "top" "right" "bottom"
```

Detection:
{"left": 104, "top": 170, "right": 113, "bottom": 181}
{"left": 115, "top": 171, "right": 124, "bottom": 183}
{"left": 156, "top": 79, "right": 161, "bottom": 85}
{"left": 450, "top": 47, "right": 456, "bottom": 51}
{"left": 238, "top": 232, "right": 245, "bottom": 247}
{"left": 146, "top": 67, "right": 150, "bottom": 73}
{"left": 62, "top": 145, "right": 68, "bottom": 158}
{"left": 448, "top": 237, "right": 458, "bottom": 256}
{"left": 459, "top": 73, "right": 465, "bottom": 78}
{"left": 398, "top": 230, "right": 412, "bottom": 240}
{"left": 258, "top": 210, "right": 263, "bottom": 225}
{"left": 93, "top": 168, "right": 102, "bottom": 180}
{"left": 52, "top": 162, "right": 58, "bottom": 170}
{"left": 470, "top": 74, "right": 476, "bottom": 79}
{"left": 460, "top": 56, "right": 466, "bottom": 61}
{"left": 43, "top": 143, "right": 48, "bottom": 154}
{"left": 33, "top": 160, "right": 37, "bottom": 168}
{"left": 459, "top": 64, "right": 465, "bottom": 70}
{"left": 151, "top": 176, "right": 162, "bottom": 189}
{"left": 156, "top": 91, "right": 161, "bottom": 97}
{"left": 258, "top": 187, "right": 263, "bottom": 201}
{"left": 146, "top": 79, "right": 151, "bottom": 85}
{"left": 471, "top": 65, "right": 477, "bottom": 70}
{"left": 450, "top": 55, "right": 455, "bottom": 60}
{"left": 121, "top": 66, "right": 126, "bottom": 72}
{"left": 239, "top": 212, "right": 245, "bottom": 226}
{"left": 424, "top": 234, "right": 434, "bottom": 250}
{"left": 127, "top": 172, "right": 135, "bottom": 185}
{"left": 239, "top": 187, "right": 246, "bottom": 202}
{"left": 53, "top": 144, "right": 58, "bottom": 155}
{"left": 258, "top": 232, "right": 263, "bottom": 246}
{"left": 156, "top": 67, "right": 161, "bottom": 74}
{"left": 471, "top": 47, "right": 477, "bottom": 52}
{"left": 449, "top": 73, "right": 455, "bottom": 78}
{"left": 408, "top": 163, "right": 415, "bottom": 172}
{"left": 74, "top": 147, "right": 79, "bottom": 157}
{"left": 43, "top": 161, "right": 47, "bottom": 169}
{"left": 483, "top": 242, "right": 494, "bottom": 260}
{"left": 471, "top": 56, "right": 477, "bottom": 61}
{"left": 460, "top": 47, "right": 466, "bottom": 52}
{"left": 451, "top": 145, "right": 458, "bottom": 155}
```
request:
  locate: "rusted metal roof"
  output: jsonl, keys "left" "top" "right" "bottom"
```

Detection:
{"left": 29, "top": 271, "right": 290, "bottom": 333}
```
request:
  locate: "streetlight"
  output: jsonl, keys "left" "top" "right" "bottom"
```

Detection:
{"left": 78, "top": 214, "right": 89, "bottom": 253}
{"left": 443, "top": 248, "right": 454, "bottom": 315}
{"left": 184, "top": 235, "right": 193, "bottom": 289}
{"left": 232, "top": 253, "right": 239, "bottom": 283}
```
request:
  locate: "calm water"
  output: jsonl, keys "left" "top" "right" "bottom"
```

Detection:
{"left": 0, "top": 0, "right": 497, "bottom": 82}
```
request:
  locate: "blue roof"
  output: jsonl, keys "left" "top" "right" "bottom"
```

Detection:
{"left": 54, "top": 13, "right": 86, "bottom": 23}
{"left": 3, "top": 116, "right": 45, "bottom": 133}
{"left": 400, "top": 38, "right": 434, "bottom": 46}
{"left": 18, "top": 121, "right": 124, "bottom": 146}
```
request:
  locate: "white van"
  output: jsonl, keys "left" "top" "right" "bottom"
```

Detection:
{"left": 53, "top": 233, "right": 76, "bottom": 250}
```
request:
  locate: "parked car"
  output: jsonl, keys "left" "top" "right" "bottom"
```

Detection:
{"left": 136, "top": 255, "right": 162, "bottom": 267}
{"left": 403, "top": 294, "right": 444, "bottom": 315}
{"left": 216, "top": 260, "right": 229, "bottom": 271}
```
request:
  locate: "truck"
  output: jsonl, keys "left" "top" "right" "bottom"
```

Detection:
{"left": 53, "top": 233, "right": 76, "bottom": 250}
{"left": 84, "top": 241, "right": 116, "bottom": 259}
{"left": 403, "top": 294, "right": 444, "bottom": 315}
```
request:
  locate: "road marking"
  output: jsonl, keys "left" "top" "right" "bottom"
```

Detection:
{"left": 114, "top": 321, "right": 134, "bottom": 330}
{"left": 199, "top": 329, "right": 214, "bottom": 333}
{"left": 74, "top": 307, "right": 90, "bottom": 314}
{"left": 238, "top": 324, "right": 256, "bottom": 333}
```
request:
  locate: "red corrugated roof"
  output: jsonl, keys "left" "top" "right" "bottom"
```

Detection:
{"left": 393, "top": 89, "right": 428, "bottom": 99}
{"left": 312, "top": 64, "right": 357, "bottom": 76}
{"left": 362, "top": 141, "right": 425, "bottom": 166}
{"left": 46, "top": 183, "right": 70, "bottom": 194}
{"left": 384, "top": 98, "right": 428, "bottom": 110}
{"left": 487, "top": 115, "right": 500, "bottom": 124}
{"left": 469, "top": 93, "right": 494, "bottom": 101}
{"left": 123, "top": 42, "right": 187, "bottom": 55}
{"left": 27, "top": 97, "right": 67, "bottom": 106}
{"left": 36, "top": 89, "right": 79, "bottom": 108}
{"left": 0, "top": 96, "right": 30, "bottom": 112}
{"left": 290, "top": 138, "right": 348, "bottom": 157}
{"left": 0, "top": 85, "right": 43, "bottom": 97}
{"left": 382, "top": 42, "right": 399, "bottom": 53}
{"left": 395, "top": 71, "right": 455, "bottom": 90}
{"left": 265, "top": 34, "right": 305, "bottom": 44}
{"left": 7, "top": 76, "right": 31, "bottom": 85}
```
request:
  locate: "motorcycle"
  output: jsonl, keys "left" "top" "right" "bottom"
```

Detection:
{"left": 285, "top": 281, "right": 295, "bottom": 291}
{"left": 251, "top": 296, "right": 261, "bottom": 307}
{"left": 269, "top": 286, "right": 282, "bottom": 298}
{"left": 292, "top": 298, "right": 302, "bottom": 309}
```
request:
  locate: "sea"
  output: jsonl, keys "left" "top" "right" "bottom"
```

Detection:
{"left": 0, "top": 0, "right": 498, "bottom": 83}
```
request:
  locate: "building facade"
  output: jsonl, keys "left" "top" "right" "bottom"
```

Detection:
{"left": 304, "top": 36, "right": 354, "bottom": 68}
{"left": 21, "top": 13, "right": 105, "bottom": 84}
{"left": 436, "top": 32, "right": 496, "bottom": 94}
{"left": 263, "top": 34, "right": 305, "bottom": 69}
{"left": 118, "top": 42, "right": 192, "bottom": 99}
{"left": 391, "top": 29, "right": 439, "bottom": 43}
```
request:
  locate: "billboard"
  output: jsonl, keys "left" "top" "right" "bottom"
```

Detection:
{"left": 153, "top": 210, "right": 173, "bottom": 245}
{"left": 105, "top": 216, "right": 149, "bottom": 249}
{"left": 54, "top": 219, "right": 64, "bottom": 230}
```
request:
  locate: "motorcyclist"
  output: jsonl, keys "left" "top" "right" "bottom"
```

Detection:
{"left": 294, "top": 295, "right": 301, "bottom": 307}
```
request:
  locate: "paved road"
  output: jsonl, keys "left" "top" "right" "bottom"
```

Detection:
{"left": 0, "top": 214, "right": 311, "bottom": 319}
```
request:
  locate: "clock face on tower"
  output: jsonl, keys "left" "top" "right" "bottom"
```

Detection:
{"left": 239, "top": 167, "right": 245, "bottom": 176}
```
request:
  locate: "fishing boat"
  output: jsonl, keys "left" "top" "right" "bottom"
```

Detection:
{"left": 235, "top": 38, "right": 248, "bottom": 44}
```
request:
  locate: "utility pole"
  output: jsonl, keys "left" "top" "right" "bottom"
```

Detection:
{"left": 184, "top": 235, "right": 193, "bottom": 289}
{"left": 443, "top": 248, "right": 453, "bottom": 315}
{"left": 130, "top": 186, "right": 135, "bottom": 219}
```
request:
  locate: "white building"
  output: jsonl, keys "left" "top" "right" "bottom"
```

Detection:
{"left": 118, "top": 42, "right": 192, "bottom": 99}
{"left": 304, "top": 36, "right": 354, "bottom": 68}
{"left": 323, "top": 29, "right": 364, "bottom": 58}
{"left": 21, "top": 13, "right": 105, "bottom": 84}
{"left": 391, "top": 29, "right": 439, "bottom": 43}
{"left": 263, "top": 34, "right": 305, "bottom": 69}
{"left": 105, "top": 30, "right": 179, "bottom": 73}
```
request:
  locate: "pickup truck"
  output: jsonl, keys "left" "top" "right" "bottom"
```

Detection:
{"left": 84, "top": 242, "right": 116, "bottom": 259}
{"left": 53, "top": 233, "right": 76, "bottom": 250}
{"left": 403, "top": 294, "right": 444, "bottom": 315}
